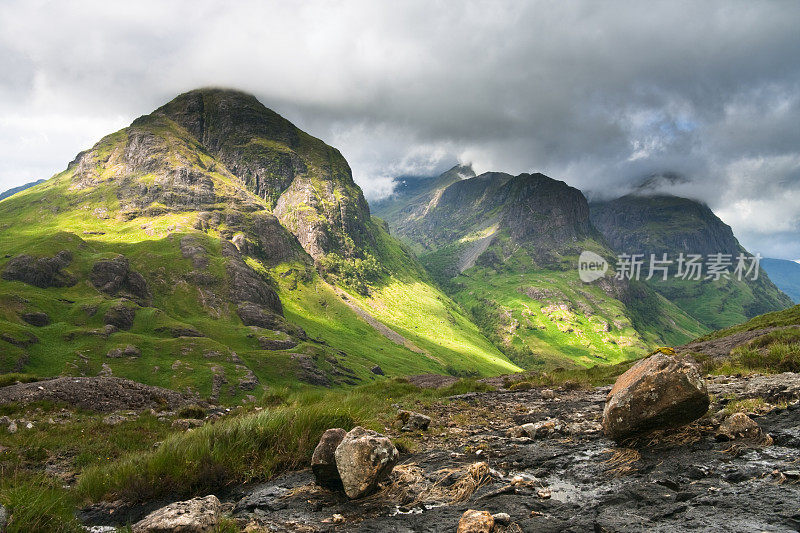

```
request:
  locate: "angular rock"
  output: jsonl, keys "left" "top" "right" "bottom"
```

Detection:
{"left": 397, "top": 409, "right": 431, "bottom": 431}
{"left": 103, "top": 303, "right": 136, "bottom": 331}
{"left": 522, "top": 418, "right": 565, "bottom": 439}
{"left": 21, "top": 311, "right": 50, "bottom": 327}
{"left": 257, "top": 335, "right": 298, "bottom": 350}
{"left": 106, "top": 345, "right": 142, "bottom": 358}
{"left": 1, "top": 250, "right": 75, "bottom": 288}
{"left": 132, "top": 495, "right": 221, "bottom": 533}
{"left": 334, "top": 426, "right": 399, "bottom": 499}
{"left": 90, "top": 255, "right": 150, "bottom": 303}
{"left": 717, "top": 412, "right": 762, "bottom": 441}
{"left": 603, "top": 352, "right": 709, "bottom": 441}
{"left": 311, "top": 428, "right": 347, "bottom": 490}
{"left": 0, "top": 502, "right": 7, "bottom": 532}
{"left": 290, "top": 353, "right": 331, "bottom": 387}
{"left": 370, "top": 365, "right": 384, "bottom": 376}
{"left": 457, "top": 509, "right": 494, "bottom": 533}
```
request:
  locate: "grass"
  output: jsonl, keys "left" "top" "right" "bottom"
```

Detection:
{"left": 691, "top": 326, "right": 800, "bottom": 375}
{"left": 73, "top": 376, "right": 495, "bottom": 504}
{"left": 696, "top": 304, "right": 800, "bottom": 341}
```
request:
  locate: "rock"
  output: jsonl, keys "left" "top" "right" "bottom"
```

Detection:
{"left": 106, "top": 345, "right": 142, "bottom": 358}
{"left": 492, "top": 512, "right": 511, "bottom": 526}
{"left": 237, "top": 304, "right": 307, "bottom": 340}
{"left": 0, "top": 503, "right": 7, "bottom": 532}
{"left": 132, "top": 495, "right": 221, "bottom": 533}
{"left": 457, "top": 509, "right": 494, "bottom": 533}
{"left": 717, "top": 412, "right": 762, "bottom": 440}
{"left": 290, "top": 354, "right": 331, "bottom": 387}
{"left": 90, "top": 255, "right": 151, "bottom": 303}
{"left": 21, "top": 311, "right": 50, "bottom": 327}
{"left": 102, "top": 414, "right": 128, "bottom": 425}
{"left": 1, "top": 250, "right": 75, "bottom": 288}
{"left": 103, "top": 303, "right": 136, "bottom": 331}
{"left": 171, "top": 418, "right": 204, "bottom": 430}
{"left": 521, "top": 418, "right": 564, "bottom": 439}
{"left": 222, "top": 240, "right": 283, "bottom": 315}
{"left": 257, "top": 336, "right": 298, "bottom": 350}
{"left": 7, "top": 422, "right": 17, "bottom": 434}
{"left": 541, "top": 389, "right": 556, "bottom": 399}
{"left": 0, "top": 416, "right": 10, "bottom": 427}
{"left": 602, "top": 352, "right": 709, "bottom": 440}
{"left": 396, "top": 409, "right": 431, "bottom": 431}
{"left": 334, "top": 426, "right": 399, "bottom": 499}
{"left": 370, "top": 365, "right": 384, "bottom": 376}
{"left": 311, "top": 428, "right": 347, "bottom": 490}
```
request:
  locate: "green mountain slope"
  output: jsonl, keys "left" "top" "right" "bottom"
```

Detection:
{"left": 590, "top": 194, "right": 793, "bottom": 330}
{"left": 373, "top": 167, "right": 706, "bottom": 369}
{"left": 762, "top": 258, "right": 800, "bottom": 303}
{"left": 0, "top": 89, "right": 519, "bottom": 403}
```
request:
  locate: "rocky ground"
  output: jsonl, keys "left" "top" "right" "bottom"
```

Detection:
{"left": 80, "top": 372, "right": 800, "bottom": 532}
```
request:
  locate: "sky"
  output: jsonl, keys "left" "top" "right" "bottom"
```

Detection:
{"left": 1, "top": 1, "right": 799, "bottom": 259}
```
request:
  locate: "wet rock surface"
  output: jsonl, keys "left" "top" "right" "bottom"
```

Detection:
{"left": 223, "top": 373, "right": 800, "bottom": 532}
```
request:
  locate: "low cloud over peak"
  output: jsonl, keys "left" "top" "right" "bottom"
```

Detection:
{"left": 1, "top": 0, "right": 798, "bottom": 258}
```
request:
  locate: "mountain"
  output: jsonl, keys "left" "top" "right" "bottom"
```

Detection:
{"left": 0, "top": 179, "right": 45, "bottom": 202}
{"left": 373, "top": 167, "right": 707, "bottom": 368}
{"left": 761, "top": 258, "right": 800, "bottom": 303}
{"left": 0, "top": 89, "right": 519, "bottom": 403}
{"left": 590, "top": 194, "right": 793, "bottom": 330}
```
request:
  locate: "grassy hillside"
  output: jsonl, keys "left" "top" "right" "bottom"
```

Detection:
{"left": 374, "top": 170, "right": 707, "bottom": 368}
{"left": 0, "top": 90, "right": 520, "bottom": 404}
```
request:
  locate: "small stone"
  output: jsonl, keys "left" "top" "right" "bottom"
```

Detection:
{"left": 492, "top": 512, "right": 511, "bottom": 526}
{"left": 7, "top": 422, "right": 17, "bottom": 434}
{"left": 537, "top": 487, "right": 552, "bottom": 499}
{"left": 171, "top": 419, "right": 204, "bottom": 430}
{"left": 370, "top": 365, "right": 384, "bottom": 375}
{"left": 457, "top": 509, "right": 494, "bottom": 533}
{"left": 397, "top": 410, "right": 431, "bottom": 431}
{"left": 541, "top": 389, "right": 556, "bottom": 399}
{"left": 332, "top": 514, "right": 345, "bottom": 524}
{"left": 132, "top": 496, "right": 220, "bottom": 532}
{"left": 717, "top": 412, "right": 761, "bottom": 440}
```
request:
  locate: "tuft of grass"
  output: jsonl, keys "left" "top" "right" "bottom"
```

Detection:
{"left": 721, "top": 398, "right": 767, "bottom": 416}
{"left": 76, "top": 402, "right": 363, "bottom": 503}
{"left": 0, "top": 374, "right": 39, "bottom": 388}
{"left": 0, "top": 475, "right": 83, "bottom": 533}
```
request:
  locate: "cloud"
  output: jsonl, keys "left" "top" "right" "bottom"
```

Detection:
{"left": 0, "top": 0, "right": 798, "bottom": 257}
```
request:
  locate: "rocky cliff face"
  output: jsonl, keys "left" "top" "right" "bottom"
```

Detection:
{"left": 375, "top": 170, "right": 595, "bottom": 263}
{"left": 590, "top": 194, "right": 742, "bottom": 257}
{"left": 590, "top": 194, "right": 793, "bottom": 327}
{"left": 150, "top": 88, "right": 372, "bottom": 260}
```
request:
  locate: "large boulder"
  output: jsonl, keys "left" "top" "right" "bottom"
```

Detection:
{"left": 311, "top": 428, "right": 347, "bottom": 490}
{"left": 103, "top": 303, "right": 136, "bottom": 330}
{"left": 132, "top": 495, "right": 221, "bottom": 533}
{"left": 21, "top": 311, "right": 50, "bottom": 327}
{"left": 334, "top": 426, "right": 399, "bottom": 499}
{"left": 90, "top": 255, "right": 150, "bottom": 304}
{"left": 1, "top": 251, "right": 75, "bottom": 288}
{"left": 603, "top": 352, "right": 709, "bottom": 441}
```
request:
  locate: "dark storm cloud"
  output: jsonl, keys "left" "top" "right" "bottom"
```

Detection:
{"left": 0, "top": 0, "right": 799, "bottom": 258}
